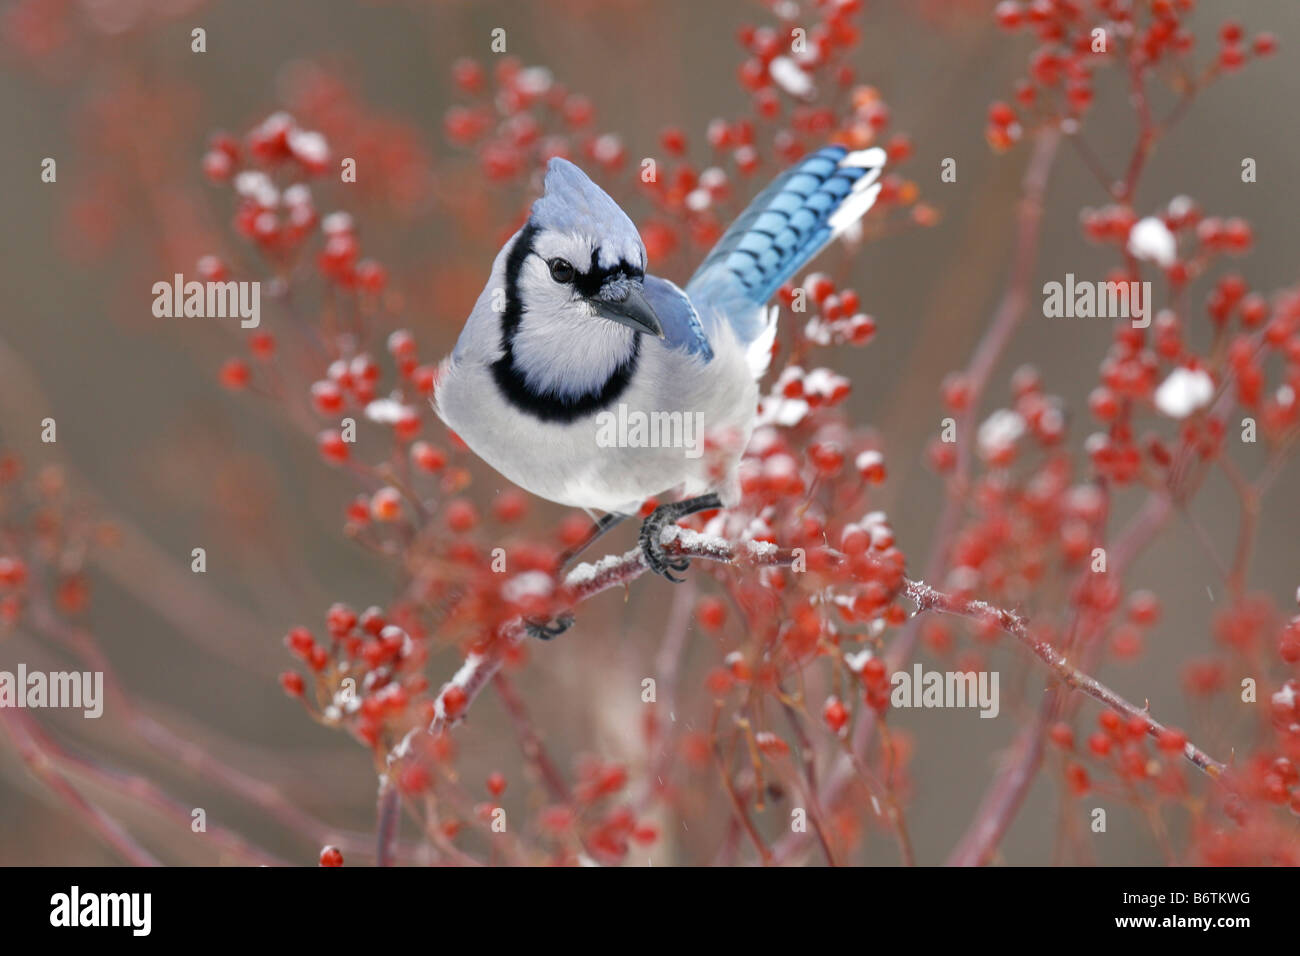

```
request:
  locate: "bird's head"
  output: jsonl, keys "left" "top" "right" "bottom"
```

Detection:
{"left": 518, "top": 157, "right": 663, "bottom": 340}
{"left": 469, "top": 158, "right": 663, "bottom": 410}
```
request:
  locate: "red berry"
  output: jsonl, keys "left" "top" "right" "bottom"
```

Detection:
{"left": 0, "top": 557, "right": 28, "bottom": 588}
{"left": 845, "top": 313, "right": 876, "bottom": 345}
{"left": 441, "top": 685, "right": 468, "bottom": 718}
{"left": 393, "top": 407, "right": 421, "bottom": 443}
{"left": 279, "top": 671, "right": 305, "bottom": 697}
{"left": 994, "top": 1, "right": 1022, "bottom": 30}
{"left": 660, "top": 127, "right": 687, "bottom": 155}
{"left": 823, "top": 696, "right": 849, "bottom": 734}
{"left": 697, "top": 596, "right": 727, "bottom": 632}
{"left": 316, "top": 429, "right": 349, "bottom": 465}
{"left": 411, "top": 441, "right": 446, "bottom": 472}
{"left": 356, "top": 260, "right": 387, "bottom": 293}
{"left": 452, "top": 58, "right": 484, "bottom": 92}
{"left": 359, "top": 607, "right": 386, "bottom": 637}
{"left": 319, "top": 234, "right": 359, "bottom": 278}
{"left": 988, "top": 101, "right": 1016, "bottom": 127}
{"left": 219, "top": 358, "right": 250, "bottom": 390}
{"left": 804, "top": 272, "right": 835, "bottom": 304}
{"left": 327, "top": 603, "right": 357, "bottom": 635}
{"left": 370, "top": 487, "right": 402, "bottom": 522}
{"left": 855, "top": 449, "right": 886, "bottom": 484}
{"left": 310, "top": 380, "right": 344, "bottom": 415}
{"left": 445, "top": 499, "right": 479, "bottom": 533}
{"left": 1220, "top": 44, "right": 1245, "bottom": 71}
{"left": 399, "top": 763, "right": 430, "bottom": 794}
{"left": 705, "top": 668, "right": 734, "bottom": 696}
{"left": 349, "top": 353, "right": 380, "bottom": 384}
{"left": 387, "top": 329, "right": 416, "bottom": 359}
{"left": 319, "top": 845, "right": 343, "bottom": 867}
{"left": 1279, "top": 622, "right": 1300, "bottom": 663}
{"left": 411, "top": 365, "right": 438, "bottom": 395}
{"left": 808, "top": 441, "right": 844, "bottom": 476}
{"left": 1127, "top": 590, "right": 1161, "bottom": 626}
{"left": 202, "top": 150, "right": 233, "bottom": 182}
{"left": 492, "top": 490, "right": 527, "bottom": 523}
{"left": 941, "top": 372, "right": 972, "bottom": 411}
{"left": 286, "top": 626, "right": 315, "bottom": 656}
{"left": 346, "top": 496, "right": 370, "bottom": 526}
{"left": 1065, "top": 762, "right": 1090, "bottom": 795}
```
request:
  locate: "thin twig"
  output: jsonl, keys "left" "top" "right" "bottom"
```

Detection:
{"left": 2, "top": 709, "right": 162, "bottom": 867}
{"left": 903, "top": 579, "right": 1223, "bottom": 777}
{"left": 492, "top": 672, "right": 571, "bottom": 802}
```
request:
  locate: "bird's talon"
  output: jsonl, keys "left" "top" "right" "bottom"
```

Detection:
{"left": 638, "top": 521, "right": 680, "bottom": 581}
{"left": 660, "top": 564, "right": 684, "bottom": 583}
{"left": 637, "top": 493, "right": 722, "bottom": 582}
{"left": 524, "top": 613, "right": 574, "bottom": 641}
{"left": 642, "top": 540, "right": 687, "bottom": 581}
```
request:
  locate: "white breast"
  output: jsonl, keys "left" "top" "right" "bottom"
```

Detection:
{"left": 435, "top": 325, "right": 757, "bottom": 514}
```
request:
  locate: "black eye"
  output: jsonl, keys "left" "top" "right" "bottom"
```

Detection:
{"left": 548, "top": 258, "right": 575, "bottom": 284}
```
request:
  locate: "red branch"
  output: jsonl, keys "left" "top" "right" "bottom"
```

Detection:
{"left": 426, "top": 532, "right": 1225, "bottom": 785}
{"left": 429, "top": 531, "right": 787, "bottom": 729}
{"left": 903, "top": 578, "right": 1225, "bottom": 779}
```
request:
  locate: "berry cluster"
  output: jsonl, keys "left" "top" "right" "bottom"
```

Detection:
{"left": 987, "top": 2, "right": 1276, "bottom": 156}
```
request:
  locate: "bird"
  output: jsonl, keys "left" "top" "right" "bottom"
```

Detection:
{"left": 435, "top": 144, "right": 886, "bottom": 622}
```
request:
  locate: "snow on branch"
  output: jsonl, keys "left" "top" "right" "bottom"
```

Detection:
{"left": 426, "top": 533, "right": 1226, "bottom": 781}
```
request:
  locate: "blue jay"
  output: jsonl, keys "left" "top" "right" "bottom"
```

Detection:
{"left": 435, "top": 145, "right": 885, "bottom": 606}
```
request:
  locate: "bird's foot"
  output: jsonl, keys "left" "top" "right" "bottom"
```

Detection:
{"left": 523, "top": 613, "right": 574, "bottom": 641}
{"left": 639, "top": 519, "right": 691, "bottom": 582}
{"left": 637, "top": 493, "right": 722, "bottom": 582}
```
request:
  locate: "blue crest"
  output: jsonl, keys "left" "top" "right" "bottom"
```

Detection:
{"left": 529, "top": 158, "right": 644, "bottom": 268}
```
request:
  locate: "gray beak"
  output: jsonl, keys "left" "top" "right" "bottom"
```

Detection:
{"left": 590, "top": 284, "right": 665, "bottom": 339}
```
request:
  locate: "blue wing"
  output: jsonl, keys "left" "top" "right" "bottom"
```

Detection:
{"left": 643, "top": 274, "right": 713, "bottom": 362}
{"left": 684, "top": 145, "right": 885, "bottom": 345}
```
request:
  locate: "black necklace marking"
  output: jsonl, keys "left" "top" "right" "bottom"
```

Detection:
{"left": 490, "top": 224, "right": 641, "bottom": 424}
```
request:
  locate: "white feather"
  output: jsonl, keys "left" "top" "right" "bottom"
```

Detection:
{"left": 827, "top": 148, "right": 886, "bottom": 237}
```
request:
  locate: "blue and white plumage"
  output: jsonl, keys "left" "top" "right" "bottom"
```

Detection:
{"left": 435, "top": 145, "right": 885, "bottom": 584}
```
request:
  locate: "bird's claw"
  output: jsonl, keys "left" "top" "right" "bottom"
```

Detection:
{"left": 639, "top": 519, "right": 691, "bottom": 583}
{"left": 638, "top": 493, "right": 720, "bottom": 583}
{"left": 524, "top": 613, "right": 574, "bottom": 641}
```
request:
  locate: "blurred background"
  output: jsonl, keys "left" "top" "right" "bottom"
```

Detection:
{"left": 1, "top": 0, "right": 1297, "bottom": 865}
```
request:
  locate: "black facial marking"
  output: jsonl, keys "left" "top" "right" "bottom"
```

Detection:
{"left": 571, "top": 246, "right": 644, "bottom": 299}
{"left": 490, "top": 225, "right": 641, "bottom": 424}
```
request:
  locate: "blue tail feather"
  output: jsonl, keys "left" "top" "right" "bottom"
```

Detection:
{"left": 685, "top": 145, "right": 885, "bottom": 345}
